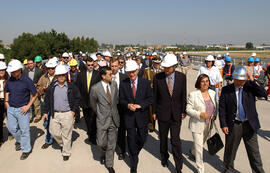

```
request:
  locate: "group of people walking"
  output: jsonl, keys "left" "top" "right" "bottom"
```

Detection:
{"left": 0, "top": 51, "right": 268, "bottom": 173}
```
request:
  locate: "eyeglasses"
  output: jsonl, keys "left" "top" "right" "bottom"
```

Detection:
{"left": 87, "top": 64, "right": 94, "bottom": 66}
{"left": 119, "top": 61, "right": 124, "bottom": 64}
{"left": 63, "top": 57, "right": 69, "bottom": 59}
{"left": 47, "top": 68, "right": 55, "bottom": 70}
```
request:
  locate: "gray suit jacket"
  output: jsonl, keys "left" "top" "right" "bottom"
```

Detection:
{"left": 90, "top": 81, "right": 120, "bottom": 130}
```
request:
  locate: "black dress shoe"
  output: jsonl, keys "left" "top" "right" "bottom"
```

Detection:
{"left": 149, "top": 129, "right": 154, "bottom": 133}
{"left": 161, "top": 159, "right": 168, "bottom": 167}
{"left": 106, "top": 167, "right": 115, "bottom": 173}
{"left": 118, "top": 153, "right": 125, "bottom": 160}
{"left": 20, "top": 152, "right": 31, "bottom": 160}
{"left": 15, "top": 142, "right": 21, "bottom": 151}
{"left": 100, "top": 156, "right": 105, "bottom": 165}
{"left": 130, "top": 167, "right": 137, "bottom": 173}
{"left": 63, "top": 156, "right": 69, "bottom": 161}
{"left": 41, "top": 143, "right": 51, "bottom": 149}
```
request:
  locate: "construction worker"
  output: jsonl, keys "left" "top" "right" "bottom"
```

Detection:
{"left": 23, "top": 59, "right": 28, "bottom": 70}
{"left": 245, "top": 57, "right": 255, "bottom": 80}
{"left": 90, "top": 53, "right": 100, "bottom": 71}
{"left": 142, "top": 56, "right": 163, "bottom": 132}
{"left": 35, "top": 56, "right": 45, "bottom": 74}
{"left": 68, "top": 59, "right": 80, "bottom": 123}
{"left": 254, "top": 58, "right": 263, "bottom": 81}
{"left": 0, "top": 54, "right": 5, "bottom": 63}
{"left": 179, "top": 52, "right": 191, "bottom": 75}
{"left": 60, "top": 52, "right": 70, "bottom": 72}
{"left": 223, "top": 56, "right": 235, "bottom": 86}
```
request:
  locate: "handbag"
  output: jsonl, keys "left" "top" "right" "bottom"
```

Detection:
{"left": 207, "top": 120, "right": 224, "bottom": 155}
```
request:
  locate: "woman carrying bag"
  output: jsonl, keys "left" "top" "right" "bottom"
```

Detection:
{"left": 186, "top": 74, "right": 217, "bottom": 173}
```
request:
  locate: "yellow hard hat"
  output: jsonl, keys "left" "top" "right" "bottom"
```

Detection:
{"left": 23, "top": 59, "right": 28, "bottom": 65}
{"left": 69, "top": 59, "right": 78, "bottom": 66}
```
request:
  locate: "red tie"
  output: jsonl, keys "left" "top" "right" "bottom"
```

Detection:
{"left": 132, "top": 81, "right": 136, "bottom": 99}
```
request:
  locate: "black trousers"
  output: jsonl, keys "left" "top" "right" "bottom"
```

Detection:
{"left": 82, "top": 108, "right": 97, "bottom": 141}
{"left": 158, "top": 119, "right": 183, "bottom": 172}
{"left": 116, "top": 113, "right": 126, "bottom": 155}
{"left": 126, "top": 124, "right": 148, "bottom": 169}
{"left": 0, "top": 101, "right": 4, "bottom": 142}
{"left": 223, "top": 121, "right": 265, "bottom": 173}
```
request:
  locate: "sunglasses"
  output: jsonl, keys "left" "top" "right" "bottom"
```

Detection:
{"left": 47, "top": 68, "right": 55, "bottom": 70}
{"left": 119, "top": 61, "right": 124, "bottom": 64}
{"left": 87, "top": 64, "right": 94, "bottom": 66}
{"left": 63, "top": 57, "right": 69, "bottom": 59}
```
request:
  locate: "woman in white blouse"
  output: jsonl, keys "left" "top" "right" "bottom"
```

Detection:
{"left": 186, "top": 74, "right": 217, "bottom": 173}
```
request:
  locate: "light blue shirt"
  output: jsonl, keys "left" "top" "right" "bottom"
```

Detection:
{"left": 54, "top": 81, "right": 70, "bottom": 112}
{"left": 130, "top": 77, "right": 138, "bottom": 91}
{"left": 166, "top": 71, "right": 175, "bottom": 90}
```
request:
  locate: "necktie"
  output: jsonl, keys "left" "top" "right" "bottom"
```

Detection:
{"left": 87, "top": 72, "right": 91, "bottom": 92}
{"left": 238, "top": 88, "right": 246, "bottom": 121}
{"left": 112, "top": 75, "right": 116, "bottom": 81}
{"left": 132, "top": 81, "right": 136, "bottom": 99}
{"left": 106, "top": 84, "right": 111, "bottom": 103}
{"left": 168, "top": 76, "right": 173, "bottom": 96}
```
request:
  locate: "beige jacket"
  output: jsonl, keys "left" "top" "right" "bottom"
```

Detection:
{"left": 186, "top": 89, "right": 217, "bottom": 133}
{"left": 36, "top": 73, "right": 55, "bottom": 100}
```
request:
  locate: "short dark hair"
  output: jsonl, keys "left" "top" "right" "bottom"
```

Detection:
{"left": 195, "top": 74, "right": 210, "bottom": 89}
{"left": 118, "top": 56, "right": 125, "bottom": 62}
{"left": 85, "top": 57, "right": 94, "bottom": 63}
{"left": 99, "top": 66, "right": 111, "bottom": 78}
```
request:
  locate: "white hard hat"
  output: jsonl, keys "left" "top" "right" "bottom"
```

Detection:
{"left": 90, "top": 53, "right": 98, "bottom": 61}
{"left": 51, "top": 57, "right": 58, "bottom": 63}
{"left": 103, "top": 51, "right": 112, "bottom": 57}
{"left": 217, "top": 54, "right": 222, "bottom": 58}
{"left": 251, "top": 52, "right": 256, "bottom": 57}
{"left": 183, "top": 52, "right": 187, "bottom": 55}
{"left": 233, "top": 66, "right": 247, "bottom": 80}
{"left": 7, "top": 59, "right": 23, "bottom": 73}
{"left": 79, "top": 51, "right": 82, "bottom": 54}
{"left": 125, "top": 60, "right": 139, "bottom": 72}
{"left": 55, "top": 65, "right": 68, "bottom": 75}
{"left": 161, "top": 54, "right": 178, "bottom": 67}
{"left": 82, "top": 53, "right": 86, "bottom": 57}
{"left": 0, "top": 62, "right": 7, "bottom": 70}
{"left": 0, "top": 53, "right": 4, "bottom": 60}
{"left": 136, "top": 52, "right": 140, "bottom": 56}
{"left": 68, "top": 52, "right": 73, "bottom": 57}
{"left": 152, "top": 52, "right": 157, "bottom": 56}
{"left": 205, "top": 55, "right": 215, "bottom": 61}
{"left": 62, "top": 52, "right": 69, "bottom": 58}
{"left": 46, "top": 59, "right": 57, "bottom": 68}
{"left": 226, "top": 52, "right": 230, "bottom": 56}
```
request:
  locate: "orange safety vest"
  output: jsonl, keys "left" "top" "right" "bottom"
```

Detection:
{"left": 225, "top": 63, "right": 232, "bottom": 76}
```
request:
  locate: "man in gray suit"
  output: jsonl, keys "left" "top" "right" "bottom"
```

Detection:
{"left": 90, "top": 66, "right": 120, "bottom": 173}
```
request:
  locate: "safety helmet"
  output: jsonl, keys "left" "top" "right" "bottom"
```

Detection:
{"left": 0, "top": 62, "right": 7, "bottom": 70}
{"left": 125, "top": 60, "right": 139, "bottom": 72}
{"left": 103, "top": 51, "right": 112, "bottom": 57}
{"left": 233, "top": 66, "right": 247, "bottom": 80}
{"left": 55, "top": 65, "right": 67, "bottom": 75}
{"left": 254, "top": 58, "right": 260, "bottom": 62}
{"left": 62, "top": 52, "right": 69, "bottom": 58}
{"left": 224, "top": 56, "right": 231, "bottom": 62}
{"left": 161, "top": 54, "right": 178, "bottom": 67}
{"left": 34, "top": 56, "right": 42, "bottom": 63}
{"left": 45, "top": 59, "right": 57, "bottom": 68}
{"left": 90, "top": 53, "right": 98, "bottom": 61}
{"left": 248, "top": 57, "right": 254, "bottom": 62}
{"left": 69, "top": 59, "right": 78, "bottom": 66}
{"left": 251, "top": 52, "right": 256, "bottom": 57}
{"left": 0, "top": 53, "right": 4, "bottom": 60}
{"left": 205, "top": 55, "right": 215, "bottom": 61}
{"left": 23, "top": 59, "right": 28, "bottom": 65}
{"left": 7, "top": 59, "right": 23, "bottom": 73}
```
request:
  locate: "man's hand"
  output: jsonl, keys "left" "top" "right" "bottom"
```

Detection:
{"left": 181, "top": 113, "right": 186, "bottom": 120}
{"left": 153, "top": 114, "right": 156, "bottom": 120}
{"left": 4, "top": 102, "right": 9, "bottom": 109}
{"left": 128, "top": 104, "right": 136, "bottom": 112}
{"left": 247, "top": 71, "right": 254, "bottom": 81}
{"left": 211, "top": 115, "right": 216, "bottom": 121}
{"left": 20, "top": 105, "right": 30, "bottom": 115}
{"left": 200, "top": 112, "right": 210, "bottom": 119}
{"left": 222, "top": 127, "right": 229, "bottom": 135}
{"left": 71, "top": 111, "right": 75, "bottom": 116}
{"left": 42, "top": 114, "right": 48, "bottom": 121}
{"left": 133, "top": 104, "right": 141, "bottom": 109}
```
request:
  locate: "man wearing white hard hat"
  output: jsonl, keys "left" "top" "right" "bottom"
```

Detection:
{"left": 37, "top": 59, "right": 57, "bottom": 149}
{"left": 0, "top": 53, "right": 5, "bottom": 62}
{"left": 103, "top": 51, "right": 112, "bottom": 66}
{"left": 60, "top": 52, "right": 70, "bottom": 72}
{"left": 43, "top": 65, "right": 80, "bottom": 161}
{"left": 153, "top": 54, "right": 187, "bottom": 173}
{"left": 219, "top": 66, "right": 266, "bottom": 173}
{"left": 4, "top": 59, "right": 38, "bottom": 160}
{"left": 179, "top": 52, "right": 191, "bottom": 75}
{"left": 119, "top": 60, "right": 152, "bottom": 173}
{"left": 90, "top": 53, "right": 100, "bottom": 71}
{"left": 0, "top": 61, "right": 8, "bottom": 147}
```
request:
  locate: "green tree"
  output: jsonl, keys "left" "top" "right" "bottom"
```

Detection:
{"left": 246, "top": 42, "right": 254, "bottom": 49}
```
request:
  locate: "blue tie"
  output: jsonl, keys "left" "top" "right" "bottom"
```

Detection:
{"left": 238, "top": 88, "right": 246, "bottom": 121}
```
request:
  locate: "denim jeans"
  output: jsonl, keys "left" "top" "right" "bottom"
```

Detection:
{"left": 7, "top": 106, "right": 31, "bottom": 153}
{"left": 43, "top": 112, "right": 53, "bottom": 145}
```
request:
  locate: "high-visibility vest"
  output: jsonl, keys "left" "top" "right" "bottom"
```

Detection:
{"left": 225, "top": 63, "right": 232, "bottom": 76}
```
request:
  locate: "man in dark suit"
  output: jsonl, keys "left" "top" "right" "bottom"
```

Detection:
{"left": 219, "top": 66, "right": 266, "bottom": 173}
{"left": 119, "top": 60, "right": 152, "bottom": 173}
{"left": 153, "top": 54, "right": 187, "bottom": 173}
{"left": 76, "top": 57, "right": 100, "bottom": 144}
{"left": 110, "top": 57, "right": 128, "bottom": 160}
{"left": 23, "top": 58, "right": 43, "bottom": 123}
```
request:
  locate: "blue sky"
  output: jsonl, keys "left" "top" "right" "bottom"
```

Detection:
{"left": 1, "top": 0, "right": 269, "bottom": 45}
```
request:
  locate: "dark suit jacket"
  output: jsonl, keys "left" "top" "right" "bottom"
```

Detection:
{"left": 153, "top": 71, "right": 187, "bottom": 122}
{"left": 138, "top": 63, "right": 146, "bottom": 78}
{"left": 76, "top": 69, "right": 100, "bottom": 109}
{"left": 118, "top": 73, "right": 128, "bottom": 116}
{"left": 119, "top": 77, "right": 153, "bottom": 129}
{"left": 219, "top": 80, "right": 267, "bottom": 132}
{"left": 23, "top": 67, "right": 43, "bottom": 84}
